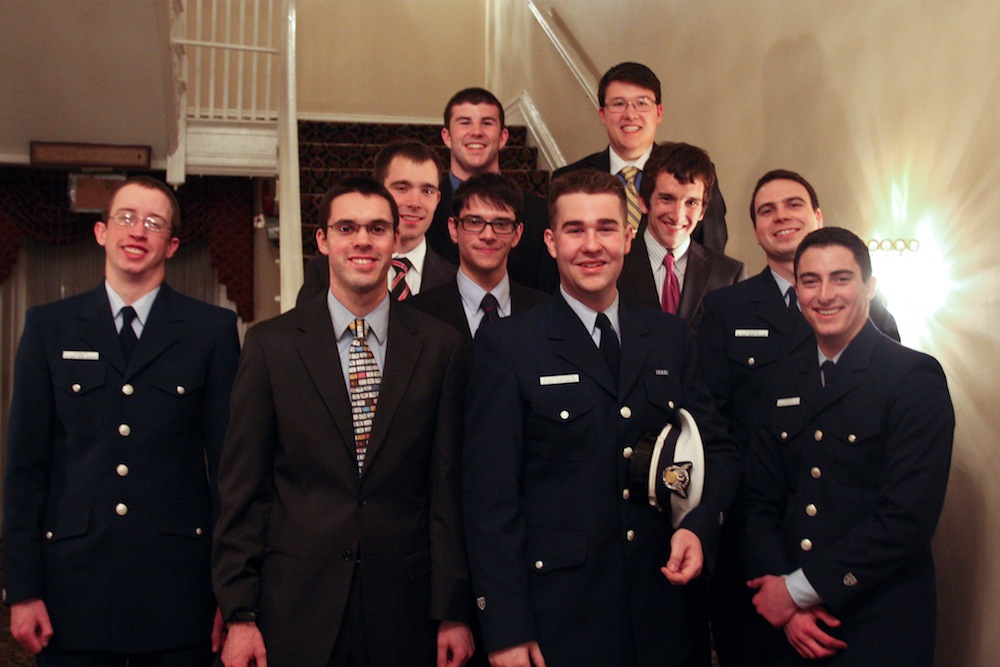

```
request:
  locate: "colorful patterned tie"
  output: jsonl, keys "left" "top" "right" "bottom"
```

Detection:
{"left": 390, "top": 257, "right": 413, "bottom": 300}
{"left": 620, "top": 166, "right": 642, "bottom": 233}
{"left": 348, "top": 319, "right": 381, "bottom": 473}
{"left": 661, "top": 252, "right": 680, "bottom": 314}
{"left": 119, "top": 306, "right": 138, "bottom": 362}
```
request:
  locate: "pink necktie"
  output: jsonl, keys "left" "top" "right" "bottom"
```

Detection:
{"left": 661, "top": 252, "right": 680, "bottom": 314}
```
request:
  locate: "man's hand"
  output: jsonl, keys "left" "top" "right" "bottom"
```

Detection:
{"left": 747, "top": 574, "right": 798, "bottom": 628}
{"left": 489, "top": 641, "right": 546, "bottom": 667}
{"left": 10, "top": 598, "right": 53, "bottom": 654}
{"left": 212, "top": 607, "right": 225, "bottom": 653}
{"left": 437, "top": 620, "right": 475, "bottom": 667}
{"left": 661, "top": 528, "right": 703, "bottom": 584}
{"left": 783, "top": 607, "right": 847, "bottom": 659}
{"left": 220, "top": 622, "right": 267, "bottom": 667}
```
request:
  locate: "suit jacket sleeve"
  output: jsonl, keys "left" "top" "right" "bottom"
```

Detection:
{"left": 2, "top": 309, "right": 55, "bottom": 603}
{"left": 213, "top": 328, "right": 278, "bottom": 616}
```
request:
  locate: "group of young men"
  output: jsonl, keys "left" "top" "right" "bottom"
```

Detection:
{"left": 3, "top": 61, "right": 953, "bottom": 667}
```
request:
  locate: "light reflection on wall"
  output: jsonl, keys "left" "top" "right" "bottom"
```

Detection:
{"left": 867, "top": 180, "right": 954, "bottom": 349}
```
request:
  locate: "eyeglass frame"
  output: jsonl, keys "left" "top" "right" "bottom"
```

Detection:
{"left": 326, "top": 221, "right": 396, "bottom": 238}
{"left": 602, "top": 96, "right": 658, "bottom": 114}
{"left": 109, "top": 210, "right": 172, "bottom": 234}
{"left": 453, "top": 215, "right": 520, "bottom": 235}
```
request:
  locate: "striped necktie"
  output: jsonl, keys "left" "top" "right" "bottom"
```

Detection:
{"left": 348, "top": 319, "right": 381, "bottom": 473}
{"left": 390, "top": 257, "right": 413, "bottom": 300}
{"left": 620, "top": 166, "right": 642, "bottom": 233}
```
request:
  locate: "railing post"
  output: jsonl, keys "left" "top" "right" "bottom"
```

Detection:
{"left": 277, "top": 0, "right": 302, "bottom": 312}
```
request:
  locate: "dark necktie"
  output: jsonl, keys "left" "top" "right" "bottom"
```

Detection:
{"left": 389, "top": 257, "right": 413, "bottom": 301}
{"left": 596, "top": 313, "right": 620, "bottom": 385}
{"left": 661, "top": 252, "right": 680, "bottom": 314}
{"left": 476, "top": 293, "right": 501, "bottom": 336}
{"left": 119, "top": 306, "right": 138, "bottom": 363}
{"left": 348, "top": 319, "right": 382, "bottom": 473}
{"left": 821, "top": 359, "right": 836, "bottom": 388}
{"left": 787, "top": 286, "right": 798, "bottom": 312}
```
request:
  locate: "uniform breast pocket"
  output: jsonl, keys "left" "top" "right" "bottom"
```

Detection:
{"left": 826, "top": 416, "right": 885, "bottom": 487}
{"left": 643, "top": 374, "right": 684, "bottom": 417}
{"left": 52, "top": 363, "right": 107, "bottom": 434}
{"left": 728, "top": 336, "right": 781, "bottom": 371}
{"left": 145, "top": 368, "right": 207, "bottom": 434}
{"left": 526, "top": 394, "right": 596, "bottom": 462}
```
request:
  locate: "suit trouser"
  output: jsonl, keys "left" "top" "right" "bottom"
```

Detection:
{"left": 37, "top": 640, "right": 212, "bottom": 667}
{"left": 327, "top": 563, "right": 372, "bottom": 667}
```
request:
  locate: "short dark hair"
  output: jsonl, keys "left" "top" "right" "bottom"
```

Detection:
{"left": 794, "top": 227, "right": 872, "bottom": 282}
{"left": 373, "top": 139, "right": 442, "bottom": 184}
{"left": 104, "top": 175, "right": 181, "bottom": 235}
{"left": 750, "top": 169, "right": 820, "bottom": 226}
{"left": 598, "top": 62, "right": 661, "bottom": 107}
{"left": 443, "top": 87, "right": 505, "bottom": 128}
{"left": 639, "top": 142, "right": 716, "bottom": 209}
{"left": 451, "top": 173, "right": 524, "bottom": 221}
{"left": 547, "top": 169, "right": 626, "bottom": 226}
{"left": 317, "top": 176, "right": 399, "bottom": 231}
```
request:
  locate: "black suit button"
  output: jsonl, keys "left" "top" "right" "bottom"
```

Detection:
{"left": 358, "top": 497, "right": 367, "bottom": 506}
{"left": 342, "top": 550, "right": 353, "bottom": 562}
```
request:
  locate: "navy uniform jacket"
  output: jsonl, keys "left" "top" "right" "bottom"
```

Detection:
{"left": 552, "top": 147, "right": 729, "bottom": 255}
{"left": 617, "top": 231, "right": 746, "bottom": 334}
{"left": 463, "top": 294, "right": 739, "bottom": 666}
{"left": 406, "top": 277, "right": 548, "bottom": 342}
{"left": 2, "top": 283, "right": 239, "bottom": 653}
{"left": 698, "top": 268, "right": 900, "bottom": 452}
{"left": 295, "top": 246, "right": 457, "bottom": 306}
{"left": 426, "top": 177, "right": 559, "bottom": 294}
{"left": 213, "top": 296, "right": 472, "bottom": 666}
{"left": 744, "top": 322, "right": 954, "bottom": 666}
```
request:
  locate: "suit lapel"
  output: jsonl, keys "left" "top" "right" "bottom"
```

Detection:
{"left": 366, "top": 303, "right": 422, "bottom": 470}
{"left": 548, "top": 297, "right": 617, "bottom": 396}
{"left": 619, "top": 227, "right": 660, "bottom": 307}
{"left": 678, "top": 243, "right": 710, "bottom": 322}
{"left": 618, "top": 305, "right": 654, "bottom": 400}
{"left": 125, "top": 284, "right": 181, "bottom": 378}
{"left": 750, "top": 269, "right": 808, "bottom": 344}
{"left": 293, "top": 297, "right": 356, "bottom": 457}
{"left": 77, "top": 284, "right": 128, "bottom": 375}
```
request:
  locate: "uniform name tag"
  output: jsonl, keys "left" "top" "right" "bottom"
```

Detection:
{"left": 654, "top": 369, "right": 670, "bottom": 376}
{"left": 62, "top": 350, "right": 99, "bottom": 360}
{"left": 539, "top": 374, "right": 579, "bottom": 386}
{"left": 776, "top": 397, "right": 801, "bottom": 407}
{"left": 735, "top": 329, "right": 769, "bottom": 338}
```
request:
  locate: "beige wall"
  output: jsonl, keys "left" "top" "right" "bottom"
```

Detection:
{"left": 297, "top": 0, "right": 486, "bottom": 120}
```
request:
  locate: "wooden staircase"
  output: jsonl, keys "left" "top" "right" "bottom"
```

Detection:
{"left": 297, "top": 120, "right": 550, "bottom": 254}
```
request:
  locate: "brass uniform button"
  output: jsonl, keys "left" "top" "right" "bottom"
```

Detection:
{"left": 115, "top": 503, "right": 128, "bottom": 516}
{"left": 118, "top": 424, "right": 131, "bottom": 437}
{"left": 800, "top": 538, "right": 813, "bottom": 552}
{"left": 122, "top": 384, "right": 134, "bottom": 396}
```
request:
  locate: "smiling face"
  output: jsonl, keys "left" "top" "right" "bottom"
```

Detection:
{"left": 545, "top": 192, "right": 632, "bottom": 312}
{"left": 381, "top": 156, "right": 441, "bottom": 253}
{"left": 752, "top": 178, "right": 823, "bottom": 274}
{"left": 796, "top": 244, "right": 875, "bottom": 358}
{"left": 94, "top": 183, "right": 179, "bottom": 294}
{"left": 316, "top": 191, "right": 399, "bottom": 314}
{"left": 448, "top": 195, "right": 523, "bottom": 289}
{"left": 640, "top": 171, "right": 706, "bottom": 251}
{"left": 598, "top": 81, "right": 663, "bottom": 161}
{"left": 441, "top": 102, "right": 509, "bottom": 180}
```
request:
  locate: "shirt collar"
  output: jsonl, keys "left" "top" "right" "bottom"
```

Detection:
{"left": 105, "top": 281, "right": 160, "bottom": 325}
{"left": 609, "top": 144, "right": 654, "bottom": 174}
{"left": 560, "top": 286, "right": 621, "bottom": 340}
{"left": 457, "top": 268, "right": 511, "bottom": 316}
{"left": 327, "top": 290, "right": 390, "bottom": 344}
{"left": 643, "top": 229, "right": 691, "bottom": 270}
{"left": 770, "top": 268, "right": 795, "bottom": 302}
{"left": 394, "top": 238, "right": 427, "bottom": 277}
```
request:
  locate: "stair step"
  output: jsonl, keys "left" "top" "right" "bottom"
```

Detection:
{"left": 297, "top": 120, "right": 529, "bottom": 147}
{"left": 298, "top": 143, "right": 539, "bottom": 172}
{"left": 299, "top": 168, "right": 550, "bottom": 199}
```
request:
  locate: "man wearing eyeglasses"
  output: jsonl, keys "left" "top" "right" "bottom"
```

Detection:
{"left": 552, "top": 62, "right": 729, "bottom": 255}
{"left": 214, "top": 176, "right": 475, "bottom": 667}
{"left": 297, "top": 139, "right": 457, "bottom": 305}
{"left": 3, "top": 176, "right": 240, "bottom": 665}
{"left": 408, "top": 173, "right": 548, "bottom": 341}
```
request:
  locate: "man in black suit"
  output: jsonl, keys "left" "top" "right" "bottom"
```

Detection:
{"left": 408, "top": 173, "right": 547, "bottom": 341}
{"left": 552, "top": 62, "right": 728, "bottom": 254}
{"left": 696, "top": 170, "right": 900, "bottom": 667}
{"left": 618, "top": 142, "right": 745, "bottom": 334}
{"left": 3, "top": 176, "right": 240, "bottom": 665}
{"left": 214, "top": 177, "right": 475, "bottom": 667}
{"left": 297, "top": 139, "right": 456, "bottom": 305}
{"left": 463, "top": 170, "right": 739, "bottom": 667}
{"left": 744, "top": 227, "right": 953, "bottom": 665}
{"left": 427, "top": 87, "right": 557, "bottom": 293}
